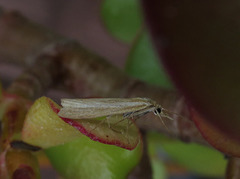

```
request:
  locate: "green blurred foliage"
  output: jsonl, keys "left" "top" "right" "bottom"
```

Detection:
{"left": 101, "top": 0, "right": 143, "bottom": 43}
{"left": 101, "top": 0, "right": 173, "bottom": 88}
{"left": 148, "top": 132, "right": 227, "bottom": 177}
{"left": 148, "top": 134, "right": 167, "bottom": 179}
{"left": 45, "top": 136, "right": 142, "bottom": 179}
{"left": 151, "top": 159, "right": 167, "bottom": 179}
{"left": 125, "top": 32, "right": 173, "bottom": 88}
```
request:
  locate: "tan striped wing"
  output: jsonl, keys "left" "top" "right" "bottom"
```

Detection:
{"left": 58, "top": 98, "right": 155, "bottom": 119}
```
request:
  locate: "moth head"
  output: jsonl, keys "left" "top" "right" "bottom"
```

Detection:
{"left": 153, "top": 105, "right": 162, "bottom": 115}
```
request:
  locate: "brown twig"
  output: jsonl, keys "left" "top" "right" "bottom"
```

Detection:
{"left": 128, "top": 131, "right": 152, "bottom": 179}
{"left": 226, "top": 157, "right": 240, "bottom": 179}
{"left": 0, "top": 10, "right": 206, "bottom": 144}
{"left": 0, "top": 7, "right": 231, "bottom": 178}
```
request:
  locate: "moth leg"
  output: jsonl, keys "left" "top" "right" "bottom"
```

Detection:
{"left": 126, "top": 119, "right": 132, "bottom": 144}
{"left": 124, "top": 107, "right": 155, "bottom": 119}
{"left": 122, "top": 107, "right": 154, "bottom": 129}
{"left": 110, "top": 117, "right": 133, "bottom": 144}
{"left": 111, "top": 116, "right": 128, "bottom": 128}
{"left": 106, "top": 116, "right": 111, "bottom": 128}
{"left": 123, "top": 111, "right": 134, "bottom": 118}
{"left": 108, "top": 116, "right": 135, "bottom": 144}
{"left": 111, "top": 110, "right": 137, "bottom": 127}
{"left": 109, "top": 126, "right": 124, "bottom": 134}
{"left": 127, "top": 118, "right": 134, "bottom": 127}
{"left": 109, "top": 126, "right": 130, "bottom": 144}
{"left": 105, "top": 116, "right": 126, "bottom": 134}
{"left": 111, "top": 112, "right": 136, "bottom": 134}
{"left": 88, "top": 116, "right": 129, "bottom": 144}
{"left": 110, "top": 117, "right": 130, "bottom": 144}
{"left": 89, "top": 117, "right": 108, "bottom": 133}
{"left": 123, "top": 119, "right": 130, "bottom": 144}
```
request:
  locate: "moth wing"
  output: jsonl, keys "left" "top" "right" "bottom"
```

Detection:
{"left": 58, "top": 98, "right": 152, "bottom": 119}
{"left": 58, "top": 106, "right": 126, "bottom": 119}
{"left": 61, "top": 98, "right": 152, "bottom": 108}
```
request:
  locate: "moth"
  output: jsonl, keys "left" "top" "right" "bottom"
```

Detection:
{"left": 58, "top": 97, "right": 177, "bottom": 128}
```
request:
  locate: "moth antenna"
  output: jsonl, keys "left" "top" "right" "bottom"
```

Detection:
{"left": 156, "top": 110, "right": 169, "bottom": 131}
{"left": 161, "top": 112, "right": 174, "bottom": 121}
{"left": 161, "top": 108, "right": 185, "bottom": 120}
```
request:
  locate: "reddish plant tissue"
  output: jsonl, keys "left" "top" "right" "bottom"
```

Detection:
{"left": 12, "top": 165, "right": 34, "bottom": 179}
{"left": 141, "top": 0, "right": 240, "bottom": 156}
{"left": 191, "top": 108, "right": 240, "bottom": 157}
{"left": 49, "top": 100, "right": 140, "bottom": 150}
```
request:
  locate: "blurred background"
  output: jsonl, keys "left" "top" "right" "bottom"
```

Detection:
{"left": 0, "top": 0, "right": 128, "bottom": 88}
{"left": 0, "top": 1, "right": 139, "bottom": 178}
{"left": 0, "top": 1, "right": 227, "bottom": 178}
{"left": 0, "top": 0, "right": 129, "bottom": 178}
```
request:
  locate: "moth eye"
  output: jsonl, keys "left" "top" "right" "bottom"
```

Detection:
{"left": 154, "top": 107, "right": 162, "bottom": 115}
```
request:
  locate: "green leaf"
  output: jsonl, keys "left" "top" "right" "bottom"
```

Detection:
{"left": 125, "top": 32, "right": 173, "bottom": 88}
{"left": 45, "top": 137, "right": 142, "bottom": 179}
{"left": 148, "top": 132, "right": 227, "bottom": 177}
{"left": 22, "top": 97, "right": 83, "bottom": 148}
{"left": 22, "top": 97, "right": 140, "bottom": 150}
{"left": 151, "top": 159, "right": 167, "bottom": 179}
{"left": 101, "top": 0, "right": 143, "bottom": 43}
{"left": 23, "top": 97, "right": 142, "bottom": 178}
{"left": 148, "top": 135, "right": 167, "bottom": 179}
